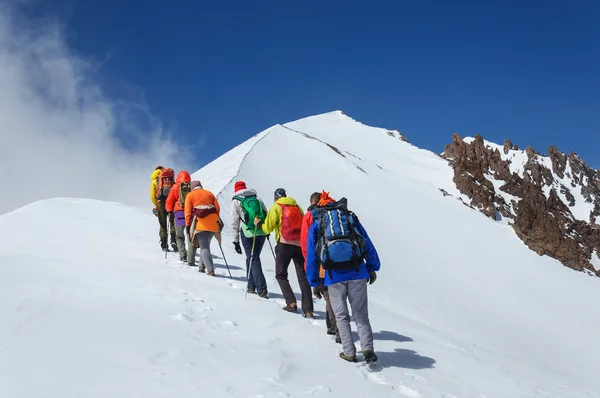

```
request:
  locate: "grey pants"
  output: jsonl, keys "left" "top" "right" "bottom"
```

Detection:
{"left": 175, "top": 225, "right": 187, "bottom": 259}
{"left": 192, "top": 231, "right": 214, "bottom": 272}
{"left": 329, "top": 279, "right": 374, "bottom": 357}
{"left": 187, "top": 234, "right": 205, "bottom": 267}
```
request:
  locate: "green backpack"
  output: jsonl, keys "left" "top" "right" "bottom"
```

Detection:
{"left": 178, "top": 182, "right": 192, "bottom": 209}
{"left": 235, "top": 195, "right": 266, "bottom": 234}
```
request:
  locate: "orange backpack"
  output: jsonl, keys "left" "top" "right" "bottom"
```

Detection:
{"left": 155, "top": 168, "right": 175, "bottom": 201}
{"left": 278, "top": 203, "right": 303, "bottom": 240}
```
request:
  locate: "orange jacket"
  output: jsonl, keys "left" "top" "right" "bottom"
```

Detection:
{"left": 184, "top": 187, "right": 221, "bottom": 232}
{"left": 165, "top": 171, "right": 191, "bottom": 212}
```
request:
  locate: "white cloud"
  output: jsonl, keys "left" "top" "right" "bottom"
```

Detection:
{"left": 0, "top": 2, "right": 192, "bottom": 215}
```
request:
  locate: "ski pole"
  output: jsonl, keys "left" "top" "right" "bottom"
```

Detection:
{"left": 218, "top": 243, "right": 233, "bottom": 279}
{"left": 245, "top": 228, "right": 258, "bottom": 299}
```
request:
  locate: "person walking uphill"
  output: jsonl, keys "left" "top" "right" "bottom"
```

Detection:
{"left": 256, "top": 188, "right": 314, "bottom": 317}
{"left": 305, "top": 193, "right": 381, "bottom": 364}
{"left": 185, "top": 181, "right": 221, "bottom": 276}
{"left": 150, "top": 166, "right": 177, "bottom": 251}
{"left": 165, "top": 170, "right": 192, "bottom": 262}
{"left": 301, "top": 192, "right": 338, "bottom": 340}
{"left": 230, "top": 181, "right": 269, "bottom": 298}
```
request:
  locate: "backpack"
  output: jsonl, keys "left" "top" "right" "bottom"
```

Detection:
{"left": 311, "top": 198, "right": 367, "bottom": 271}
{"left": 178, "top": 181, "right": 192, "bottom": 209}
{"left": 235, "top": 195, "right": 266, "bottom": 233}
{"left": 279, "top": 203, "right": 303, "bottom": 241}
{"left": 156, "top": 168, "right": 174, "bottom": 201}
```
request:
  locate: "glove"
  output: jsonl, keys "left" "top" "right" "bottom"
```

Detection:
{"left": 368, "top": 271, "right": 377, "bottom": 285}
{"left": 313, "top": 285, "right": 323, "bottom": 300}
{"left": 152, "top": 208, "right": 158, "bottom": 217}
{"left": 233, "top": 241, "right": 242, "bottom": 254}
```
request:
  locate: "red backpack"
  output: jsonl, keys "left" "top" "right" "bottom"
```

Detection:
{"left": 155, "top": 168, "right": 175, "bottom": 201}
{"left": 279, "top": 203, "right": 303, "bottom": 240}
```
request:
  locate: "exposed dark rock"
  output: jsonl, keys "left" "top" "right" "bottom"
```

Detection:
{"left": 548, "top": 146, "right": 567, "bottom": 179}
{"left": 504, "top": 139, "right": 513, "bottom": 154}
{"left": 442, "top": 133, "right": 600, "bottom": 276}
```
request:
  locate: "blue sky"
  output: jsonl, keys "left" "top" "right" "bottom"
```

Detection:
{"left": 31, "top": 0, "right": 599, "bottom": 168}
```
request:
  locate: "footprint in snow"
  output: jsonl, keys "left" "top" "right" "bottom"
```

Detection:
{"left": 149, "top": 348, "right": 179, "bottom": 364}
{"left": 170, "top": 313, "right": 195, "bottom": 322}
{"left": 358, "top": 363, "right": 386, "bottom": 385}
{"left": 305, "top": 385, "right": 332, "bottom": 394}
{"left": 392, "top": 384, "right": 421, "bottom": 397}
{"left": 405, "top": 371, "right": 429, "bottom": 385}
{"left": 227, "top": 281, "right": 242, "bottom": 290}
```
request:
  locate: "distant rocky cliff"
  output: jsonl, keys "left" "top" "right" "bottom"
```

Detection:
{"left": 442, "top": 134, "right": 600, "bottom": 275}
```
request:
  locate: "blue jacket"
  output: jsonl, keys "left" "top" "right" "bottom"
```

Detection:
{"left": 305, "top": 214, "right": 380, "bottom": 287}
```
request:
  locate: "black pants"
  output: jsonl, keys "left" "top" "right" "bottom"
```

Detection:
{"left": 322, "top": 285, "right": 337, "bottom": 330}
{"left": 275, "top": 243, "right": 314, "bottom": 314}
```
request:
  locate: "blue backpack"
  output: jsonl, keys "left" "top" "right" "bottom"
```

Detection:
{"left": 311, "top": 198, "right": 367, "bottom": 272}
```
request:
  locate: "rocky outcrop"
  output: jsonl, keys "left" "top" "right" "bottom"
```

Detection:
{"left": 442, "top": 134, "right": 600, "bottom": 276}
{"left": 443, "top": 134, "right": 511, "bottom": 219}
{"left": 503, "top": 139, "right": 518, "bottom": 154}
{"left": 549, "top": 146, "right": 567, "bottom": 178}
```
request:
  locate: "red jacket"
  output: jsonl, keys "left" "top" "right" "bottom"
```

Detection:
{"left": 301, "top": 192, "right": 336, "bottom": 274}
{"left": 300, "top": 209, "right": 314, "bottom": 271}
{"left": 165, "top": 171, "right": 191, "bottom": 212}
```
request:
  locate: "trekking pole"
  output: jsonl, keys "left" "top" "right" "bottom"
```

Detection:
{"left": 245, "top": 228, "right": 258, "bottom": 299}
{"left": 267, "top": 235, "right": 276, "bottom": 260}
{"left": 165, "top": 215, "right": 169, "bottom": 260}
{"left": 218, "top": 243, "right": 233, "bottom": 279}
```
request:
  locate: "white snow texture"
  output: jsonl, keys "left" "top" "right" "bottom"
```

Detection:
{"left": 1, "top": 111, "right": 600, "bottom": 398}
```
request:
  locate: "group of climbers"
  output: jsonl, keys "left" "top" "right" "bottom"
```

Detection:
{"left": 150, "top": 166, "right": 223, "bottom": 275}
{"left": 150, "top": 168, "right": 381, "bottom": 364}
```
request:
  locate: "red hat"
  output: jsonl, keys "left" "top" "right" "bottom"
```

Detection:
{"left": 234, "top": 181, "right": 247, "bottom": 192}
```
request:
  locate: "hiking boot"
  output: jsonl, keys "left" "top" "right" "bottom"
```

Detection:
{"left": 282, "top": 303, "right": 298, "bottom": 312}
{"left": 180, "top": 256, "right": 187, "bottom": 262}
{"left": 339, "top": 352, "right": 357, "bottom": 363}
{"left": 247, "top": 289, "right": 257, "bottom": 294}
{"left": 303, "top": 312, "right": 314, "bottom": 319}
{"left": 171, "top": 242, "right": 178, "bottom": 252}
{"left": 335, "top": 332, "right": 342, "bottom": 344}
{"left": 327, "top": 327, "right": 337, "bottom": 336}
{"left": 198, "top": 265, "right": 206, "bottom": 273}
{"left": 160, "top": 238, "right": 168, "bottom": 250}
{"left": 258, "top": 290, "right": 268, "bottom": 299}
{"left": 207, "top": 270, "right": 215, "bottom": 277}
{"left": 363, "top": 350, "right": 378, "bottom": 364}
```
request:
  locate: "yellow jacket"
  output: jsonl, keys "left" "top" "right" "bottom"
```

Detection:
{"left": 261, "top": 197, "right": 304, "bottom": 242}
{"left": 150, "top": 169, "right": 162, "bottom": 206}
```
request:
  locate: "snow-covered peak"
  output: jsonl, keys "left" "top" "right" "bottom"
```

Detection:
{"left": 4, "top": 112, "right": 600, "bottom": 396}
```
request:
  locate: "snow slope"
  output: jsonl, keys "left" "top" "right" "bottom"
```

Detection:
{"left": 2, "top": 111, "right": 600, "bottom": 397}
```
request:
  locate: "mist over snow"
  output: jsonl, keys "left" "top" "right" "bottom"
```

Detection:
{"left": 0, "top": 2, "right": 191, "bottom": 215}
